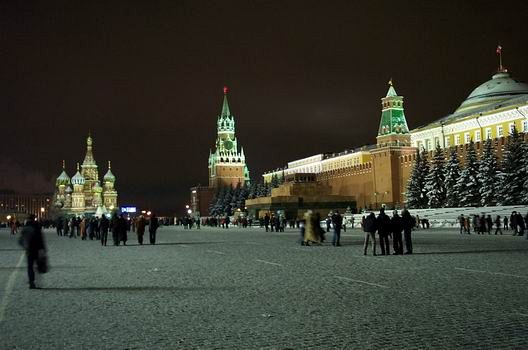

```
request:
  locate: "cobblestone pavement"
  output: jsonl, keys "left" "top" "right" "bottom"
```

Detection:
{"left": 1, "top": 226, "right": 527, "bottom": 349}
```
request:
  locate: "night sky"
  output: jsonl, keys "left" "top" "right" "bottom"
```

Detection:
{"left": 2, "top": 1, "right": 528, "bottom": 213}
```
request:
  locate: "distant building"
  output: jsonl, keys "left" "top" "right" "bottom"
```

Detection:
{"left": 190, "top": 87, "right": 251, "bottom": 216}
{"left": 208, "top": 87, "right": 250, "bottom": 188}
{"left": 0, "top": 191, "right": 53, "bottom": 222}
{"left": 256, "top": 57, "right": 528, "bottom": 213}
{"left": 53, "top": 133, "right": 118, "bottom": 217}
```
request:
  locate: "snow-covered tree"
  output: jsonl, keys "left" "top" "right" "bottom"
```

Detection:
{"left": 444, "top": 149, "right": 462, "bottom": 207}
{"left": 477, "top": 138, "right": 499, "bottom": 206}
{"left": 406, "top": 150, "right": 428, "bottom": 208}
{"left": 498, "top": 127, "right": 526, "bottom": 205}
{"left": 425, "top": 144, "right": 446, "bottom": 208}
{"left": 457, "top": 140, "right": 480, "bottom": 207}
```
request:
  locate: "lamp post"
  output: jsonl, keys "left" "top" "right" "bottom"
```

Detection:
{"left": 40, "top": 207, "right": 45, "bottom": 221}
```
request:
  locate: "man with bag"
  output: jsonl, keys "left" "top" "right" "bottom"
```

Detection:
{"left": 19, "top": 214, "right": 47, "bottom": 289}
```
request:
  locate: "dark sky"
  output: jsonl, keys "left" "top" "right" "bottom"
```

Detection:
{"left": 2, "top": 0, "right": 528, "bottom": 213}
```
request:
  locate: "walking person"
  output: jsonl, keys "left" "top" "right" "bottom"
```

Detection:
{"left": 486, "top": 215, "right": 493, "bottom": 235}
{"left": 149, "top": 213, "right": 159, "bottom": 245}
{"left": 100, "top": 214, "right": 109, "bottom": 246}
{"left": 111, "top": 213, "right": 120, "bottom": 246}
{"left": 458, "top": 214, "right": 465, "bottom": 234}
{"left": 136, "top": 215, "right": 146, "bottom": 245}
{"left": 503, "top": 216, "right": 508, "bottom": 231}
{"left": 391, "top": 210, "right": 404, "bottom": 255}
{"left": 331, "top": 210, "right": 343, "bottom": 247}
{"left": 376, "top": 208, "right": 391, "bottom": 256}
{"left": 19, "top": 215, "right": 47, "bottom": 289}
{"left": 118, "top": 214, "right": 128, "bottom": 245}
{"left": 302, "top": 210, "right": 320, "bottom": 246}
{"left": 494, "top": 216, "right": 503, "bottom": 235}
{"left": 264, "top": 213, "right": 270, "bottom": 232}
{"left": 402, "top": 209, "right": 414, "bottom": 254}
{"left": 362, "top": 212, "right": 377, "bottom": 256}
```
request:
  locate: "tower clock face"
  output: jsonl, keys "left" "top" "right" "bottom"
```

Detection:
{"left": 223, "top": 140, "right": 233, "bottom": 150}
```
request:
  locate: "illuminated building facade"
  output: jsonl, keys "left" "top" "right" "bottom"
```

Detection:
{"left": 54, "top": 133, "right": 118, "bottom": 217}
{"left": 256, "top": 56, "right": 528, "bottom": 213}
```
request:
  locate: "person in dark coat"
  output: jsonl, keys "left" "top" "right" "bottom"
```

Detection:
{"left": 137, "top": 215, "right": 146, "bottom": 245}
{"left": 376, "top": 208, "right": 391, "bottom": 255}
{"left": 149, "top": 213, "right": 159, "bottom": 244}
{"left": 111, "top": 214, "right": 120, "bottom": 246}
{"left": 100, "top": 215, "right": 110, "bottom": 246}
{"left": 264, "top": 214, "right": 270, "bottom": 232}
{"left": 494, "top": 216, "right": 503, "bottom": 235}
{"left": 363, "top": 212, "right": 377, "bottom": 256}
{"left": 401, "top": 209, "right": 414, "bottom": 254}
{"left": 331, "top": 210, "right": 343, "bottom": 246}
{"left": 486, "top": 215, "right": 493, "bottom": 235}
{"left": 391, "top": 210, "right": 404, "bottom": 255}
{"left": 517, "top": 213, "right": 525, "bottom": 236}
{"left": 19, "top": 215, "right": 46, "bottom": 289}
{"left": 118, "top": 214, "right": 128, "bottom": 245}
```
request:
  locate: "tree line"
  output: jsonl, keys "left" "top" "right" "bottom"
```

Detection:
{"left": 406, "top": 128, "right": 527, "bottom": 208}
{"left": 208, "top": 174, "right": 285, "bottom": 216}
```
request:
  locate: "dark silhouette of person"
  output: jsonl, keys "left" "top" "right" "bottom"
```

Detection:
{"left": 401, "top": 209, "right": 414, "bottom": 254}
{"left": 136, "top": 215, "right": 146, "bottom": 245}
{"left": 391, "top": 210, "right": 404, "bottom": 255}
{"left": 363, "top": 212, "right": 377, "bottom": 256}
{"left": 376, "top": 208, "right": 391, "bottom": 255}
{"left": 100, "top": 215, "right": 110, "bottom": 246}
{"left": 118, "top": 214, "right": 128, "bottom": 245}
{"left": 331, "top": 210, "right": 343, "bottom": 246}
{"left": 149, "top": 214, "right": 159, "bottom": 244}
{"left": 19, "top": 215, "right": 46, "bottom": 289}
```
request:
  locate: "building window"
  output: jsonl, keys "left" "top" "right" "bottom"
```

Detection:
{"left": 455, "top": 135, "right": 460, "bottom": 146}
{"left": 509, "top": 122, "right": 515, "bottom": 134}
{"left": 464, "top": 133, "right": 471, "bottom": 144}
{"left": 434, "top": 137, "right": 440, "bottom": 147}
{"left": 497, "top": 125, "right": 504, "bottom": 137}
{"left": 523, "top": 120, "right": 528, "bottom": 132}
{"left": 417, "top": 141, "right": 423, "bottom": 150}
{"left": 445, "top": 136, "right": 450, "bottom": 148}
{"left": 485, "top": 128, "right": 492, "bottom": 140}
{"left": 425, "top": 139, "right": 431, "bottom": 151}
{"left": 475, "top": 130, "right": 481, "bottom": 142}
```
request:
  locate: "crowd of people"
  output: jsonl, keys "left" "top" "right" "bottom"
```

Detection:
{"left": 458, "top": 211, "right": 528, "bottom": 237}
{"left": 54, "top": 213, "right": 160, "bottom": 246}
{"left": 300, "top": 208, "right": 415, "bottom": 255}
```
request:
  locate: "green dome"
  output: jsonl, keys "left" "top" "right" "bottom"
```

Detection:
{"left": 456, "top": 72, "right": 528, "bottom": 113}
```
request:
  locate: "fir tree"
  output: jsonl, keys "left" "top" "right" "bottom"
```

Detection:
{"left": 477, "top": 138, "right": 499, "bottom": 206}
{"left": 444, "top": 149, "right": 462, "bottom": 207}
{"left": 418, "top": 150, "right": 430, "bottom": 208}
{"left": 406, "top": 150, "right": 428, "bottom": 209}
{"left": 498, "top": 127, "right": 526, "bottom": 205}
{"left": 270, "top": 174, "right": 280, "bottom": 188}
{"left": 425, "top": 144, "right": 446, "bottom": 208}
{"left": 457, "top": 140, "right": 480, "bottom": 207}
{"left": 223, "top": 185, "right": 233, "bottom": 215}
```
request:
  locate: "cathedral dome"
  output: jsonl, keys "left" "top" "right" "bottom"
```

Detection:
{"left": 456, "top": 71, "right": 528, "bottom": 113}
{"left": 56, "top": 170, "right": 70, "bottom": 185}
{"left": 72, "top": 169, "right": 85, "bottom": 185}
{"left": 104, "top": 161, "right": 116, "bottom": 182}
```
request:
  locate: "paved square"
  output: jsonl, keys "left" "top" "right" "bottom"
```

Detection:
{"left": 1, "top": 226, "right": 527, "bottom": 349}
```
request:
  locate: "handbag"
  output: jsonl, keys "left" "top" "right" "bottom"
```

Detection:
{"left": 36, "top": 249, "right": 49, "bottom": 274}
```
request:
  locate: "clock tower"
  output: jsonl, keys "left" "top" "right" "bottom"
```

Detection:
{"left": 208, "top": 87, "right": 250, "bottom": 188}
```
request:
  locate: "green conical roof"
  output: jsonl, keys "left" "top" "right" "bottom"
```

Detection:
{"left": 221, "top": 86, "right": 231, "bottom": 118}
{"left": 378, "top": 80, "right": 409, "bottom": 136}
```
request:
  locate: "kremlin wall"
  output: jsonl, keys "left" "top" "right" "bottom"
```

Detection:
{"left": 245, "top": 61, "right": 528, "bottom": 219}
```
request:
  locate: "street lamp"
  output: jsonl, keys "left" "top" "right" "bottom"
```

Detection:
{"left": 40, "top": 207, "right": 45, "bottom": 220}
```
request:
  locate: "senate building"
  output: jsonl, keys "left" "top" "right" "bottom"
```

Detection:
{"left": 246, "top": 54, "right": 528, "bottom": 219}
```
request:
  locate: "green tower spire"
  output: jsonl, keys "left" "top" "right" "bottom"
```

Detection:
{"left": 376, "top": 79, "right": 411, "bottom": 147}
{"left": 221, "top": 86, "right": 231, "bottom": 118}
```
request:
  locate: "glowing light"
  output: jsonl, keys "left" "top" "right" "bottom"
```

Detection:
{"left": 223, "top": 86, "right": 229, "bottom": 94}
{"left": 6, "top": 215, "right": 11, "bottom": 220}
{"left": 40, "top": 207, "right": 45, "bottom": 213}
{"left": 187, "top": 209, "right": 192, "bottom": 214}
{"left": 185, "top": 205, "right": 190, "bottom": 209}
{"left": 147, "top": 211, "right": 152, "bottom": 216}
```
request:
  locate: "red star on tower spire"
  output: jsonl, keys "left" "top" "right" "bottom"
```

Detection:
{"left": 223, "top": 86, "right": 229, "bottom": 95}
